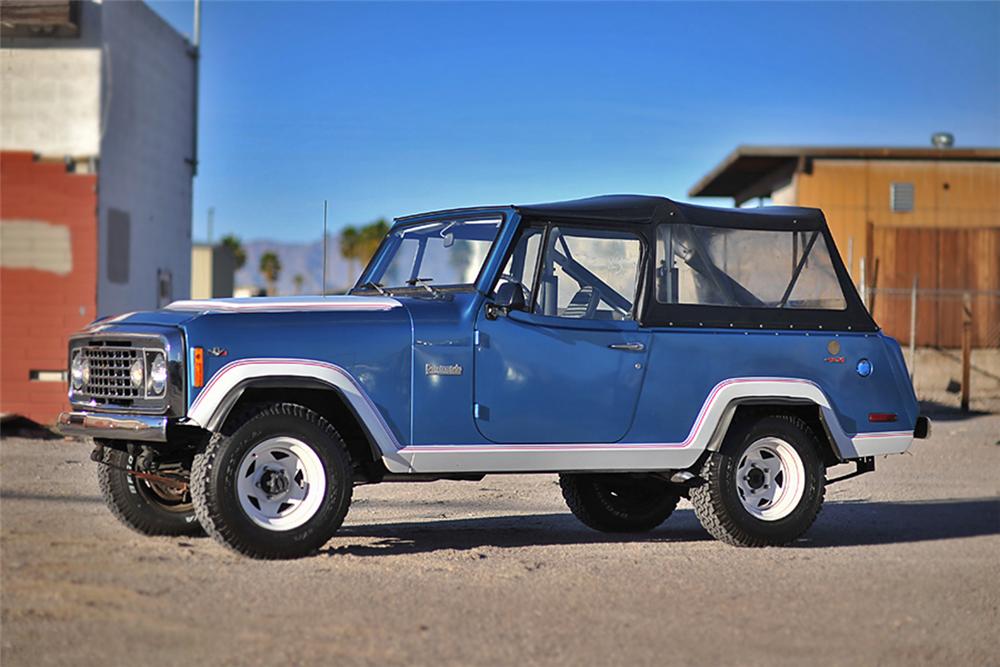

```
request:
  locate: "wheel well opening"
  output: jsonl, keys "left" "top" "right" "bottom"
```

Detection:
{"left": 726, "top": 403, "right": 842, "bottom": 467}
{"left": 220, "top": 386, "right": 386, "bottom": 482}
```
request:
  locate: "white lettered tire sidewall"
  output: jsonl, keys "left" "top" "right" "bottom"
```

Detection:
{"left": 191, "top": 404, "right": 353, "bottom": 559}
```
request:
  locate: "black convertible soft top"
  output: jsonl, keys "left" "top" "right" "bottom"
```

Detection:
{"left": 398, "top": 194, "right": 825, "bottom": 230}
{"left": 515, "top": 195, "right": 826, "bottom": 231}
{"left": 514, "top": 195, "right": 874, "bottom": 332}
{"left": 395, "top": 194, "right": 875, "bottom": 332}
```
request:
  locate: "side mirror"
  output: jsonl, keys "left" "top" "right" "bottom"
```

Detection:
{"left": 487, "top": 282, "right": 526, "bottom": 319}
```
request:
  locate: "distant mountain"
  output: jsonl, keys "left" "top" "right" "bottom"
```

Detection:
{"left": 235, "top": 237, "right": 362, "bottom": 296}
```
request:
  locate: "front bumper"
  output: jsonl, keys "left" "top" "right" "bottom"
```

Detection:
{"left": 57, "top": 411, "right": 167, "bottom": 442}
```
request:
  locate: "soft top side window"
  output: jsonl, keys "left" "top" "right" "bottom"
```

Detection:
{"left": 534, "top": 226, "right": 643, "bottom": 321}
{"left": 656, "top": 224, "right": 847, "bottom": 311}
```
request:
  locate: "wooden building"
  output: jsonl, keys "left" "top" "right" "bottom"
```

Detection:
{"left": 689, "top": 145, "right": 1000, "bottom": 347}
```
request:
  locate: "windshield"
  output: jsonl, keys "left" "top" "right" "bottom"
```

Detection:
{"left": 362, "top": 217, "right": 503, "bottom": 290}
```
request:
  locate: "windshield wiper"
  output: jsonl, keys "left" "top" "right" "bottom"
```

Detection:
{"left": 405, "top": 277, "right": 438, "bottom": 296}
{"left": 355, "top": 281, "right": 391, "bottom": 296}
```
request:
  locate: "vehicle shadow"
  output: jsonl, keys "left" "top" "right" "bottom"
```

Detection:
{"left": 326, "top": 497, "right": 999, "bottom": 557}
{"left": 918, "top": 400, "right": 992, "bottom": 421}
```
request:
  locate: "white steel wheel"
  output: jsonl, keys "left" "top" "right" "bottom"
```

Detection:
{"left": 735, "top": 436, "right": 806, "bottom": 521}
{"left": 236, "top": 436, "right": 327, "bottom": 531}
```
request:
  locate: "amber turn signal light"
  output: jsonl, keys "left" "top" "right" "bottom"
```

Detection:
{"left": 192, "top": 347, "right": 204, "bottom": 387}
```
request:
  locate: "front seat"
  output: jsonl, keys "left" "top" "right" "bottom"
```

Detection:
{"left": 561, "top": 286, "right": 598, "bottom": 319}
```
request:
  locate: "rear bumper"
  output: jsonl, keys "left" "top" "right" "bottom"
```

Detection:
{"left": 848, "top": 415, "right": 930, "bottom": 458}
{"left": 57, "top": 411, "right": 167, "bottom": 442}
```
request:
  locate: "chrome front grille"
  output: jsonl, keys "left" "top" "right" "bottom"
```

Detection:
{"left": 80, "top": 346, "right": 144, "bottom": 400}
{"left": 69, "top": 331, "right": 181, "bottom": 416}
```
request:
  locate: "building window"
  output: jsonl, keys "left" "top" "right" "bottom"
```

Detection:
{"left": 890, "top": 182, "right": 914, "bottom": 213}
{"left": 106, "top": 209, "right": 130, "bottom": 283}
{"left": 157, "top": 269, "right": 173, "bottom": 307}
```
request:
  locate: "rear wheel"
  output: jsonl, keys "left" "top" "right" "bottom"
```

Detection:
{"left": 191, "top": 403, "right": 353, "bottom": 559}
{"left": 97, "top": 447, "right": 201, "bottom": 536}
{"left": 690, "top": 414, "right": 826, "bottom": 547}
{"left": 560, "top": 473, "right": 680, "bottom": 532}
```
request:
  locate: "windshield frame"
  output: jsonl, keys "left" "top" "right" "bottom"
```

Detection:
{"left": 354, "top": 212, "right": 510, "bottom": 295}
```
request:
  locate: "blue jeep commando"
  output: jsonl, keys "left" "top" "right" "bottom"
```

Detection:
{"left": 59, "top": 195, "right": 930, "bottom": 558}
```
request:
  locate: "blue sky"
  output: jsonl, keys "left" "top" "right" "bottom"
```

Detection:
{"left": 149, "top": 1, "right": 999, "bottom": 243}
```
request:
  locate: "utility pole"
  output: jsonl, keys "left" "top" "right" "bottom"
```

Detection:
{"left": 188, "top": 0, "right": 201, "bottom": 175}
{"left": 207, "top": 206, "right": 214, "bottom": 244}
{"left": 322, "top": 200, "right": 328, "bottom": 297}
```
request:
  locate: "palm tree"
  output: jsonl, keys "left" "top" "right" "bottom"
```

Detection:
{"left": 359, "top": 219, "right": 389, "bottom": 264}
{"left": 259, "top": 251, "right": 281, "bottom": 296}
{"left": 220, "top": 234, "right": 246, "bottom": 270}
{"left": 293, "top": 273, "right": 304, "bottom": 295}
{"left": 339, "top": 226, "right": 360, "bottom": 288}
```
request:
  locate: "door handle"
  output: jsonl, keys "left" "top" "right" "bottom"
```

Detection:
{"left": 609, "top": 342, "right": 645, "bottom": 352}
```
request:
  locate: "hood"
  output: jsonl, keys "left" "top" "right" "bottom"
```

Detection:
{"left": 81, "top": 295, "right": 403, "bottom": 331}
{"left": 165, "top": 295, "right": 402, "bottom": 314}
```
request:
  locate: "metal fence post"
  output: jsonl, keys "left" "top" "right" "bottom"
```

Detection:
{"left": 859, "top": 256, "right": 867, "bottom": 309}
{"left": 909, "top": 274, "right": 918, "bottom": 380}
{"left": 961, "top": 292, "right": 972, "bottom": 412}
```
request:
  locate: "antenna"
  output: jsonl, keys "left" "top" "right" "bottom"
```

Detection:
{"left": 322, "top": 200, "right": 328, "bottom": 296}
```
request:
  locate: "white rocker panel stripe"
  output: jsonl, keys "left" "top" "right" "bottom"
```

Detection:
{"left": 186, "top": 360, "right": 913, "bottom": 474}
{"left": 166, "top": 296, "right": 400, "bottom": 313}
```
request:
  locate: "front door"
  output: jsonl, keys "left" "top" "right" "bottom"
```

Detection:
{"left": 474, "top": 224, "right": 650, "bottom": 444}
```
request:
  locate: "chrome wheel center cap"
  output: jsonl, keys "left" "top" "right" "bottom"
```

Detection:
{"left": 258, "top": 467, "right": 290, "bottom": 497}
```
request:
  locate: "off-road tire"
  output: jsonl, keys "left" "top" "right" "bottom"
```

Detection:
{"left": 690, "top": 414, "right": 826, "bottom": 547}
{"left": 97, "top": 447, "right": 202, "bottom": 536}
{"left": 560, "top": 473, "right": 681, "bottom": 532}
{"left": 191, "top": 403, "right": 353, "bottom": 559}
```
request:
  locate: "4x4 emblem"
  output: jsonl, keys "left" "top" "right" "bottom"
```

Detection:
{"left": 426, "top": 363, "right": 462, "bottom": 376}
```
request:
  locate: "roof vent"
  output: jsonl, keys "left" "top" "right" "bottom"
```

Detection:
{"left": 931, "top": 132, "right": 954, "bottom": 149}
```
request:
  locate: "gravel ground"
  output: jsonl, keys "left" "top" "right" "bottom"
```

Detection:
{"left": 2, "top": 414, "right": 998, "bottom": 667}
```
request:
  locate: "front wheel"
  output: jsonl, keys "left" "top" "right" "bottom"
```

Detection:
{"left": 690, "top": 414, "right": 826, "bottom": 547}
{"left": 97, "top": 446, "right": 202, "bottom": 536}
{"left": 560, "top": 474, "right": 680, "bottom": 532}
{"left": 191, "top": 403, "right": 353, "bottom": 559}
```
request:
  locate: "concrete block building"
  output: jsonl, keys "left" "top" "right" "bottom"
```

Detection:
{"left": 1, "top": 0, "right": 197, "bottom": 424}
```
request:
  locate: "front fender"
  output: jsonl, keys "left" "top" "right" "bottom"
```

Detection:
{"left": 185, "top": 359, "right": 411, "bottom": 473}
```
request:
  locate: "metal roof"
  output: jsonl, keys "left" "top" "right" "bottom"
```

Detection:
{"left": 689, "top": 145, "right": 1000, "bottom": 203}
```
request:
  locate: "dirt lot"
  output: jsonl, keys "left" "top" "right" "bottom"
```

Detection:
{"left": 1, "top": 413, "right": 998, "bottom": 667}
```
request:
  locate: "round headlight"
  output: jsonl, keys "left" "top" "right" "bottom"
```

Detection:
{"left": 130, "top": 358, "right": 145, "bottom": 388}
{"left": 70, "top": 353, "right": 84, "bottom": 390}
{"left": 856, "top": 358, "right": 873, "bottom": 377}
{"left": 149, "top": 353, "right": 167, "bottom": 395}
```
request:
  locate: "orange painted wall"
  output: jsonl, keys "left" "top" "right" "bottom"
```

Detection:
{"left": 1, "top": 151, "right": 98, "bottom": 425}
{"left": 790, "top": 159, "right": 999, "bottom": 347}
{"left": 794, "top": 159, "right": 1000, "bottom": 278}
